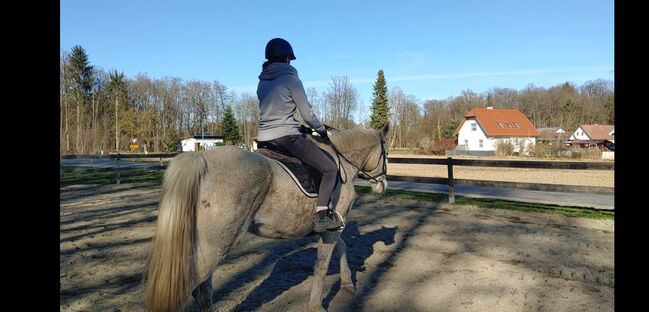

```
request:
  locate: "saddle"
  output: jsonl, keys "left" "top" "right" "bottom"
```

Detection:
{"left": 255, "top": 140, "right": 336, "bottom": 198}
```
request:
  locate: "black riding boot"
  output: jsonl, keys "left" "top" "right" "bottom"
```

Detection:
{"left": 313, "top": 209, "right": 344, "bottom": 233}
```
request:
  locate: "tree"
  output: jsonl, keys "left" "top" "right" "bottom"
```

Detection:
{"left": 65, "top": 45, "right": 94, "bottom": 153}
{"left": 324, "top": 76, "right": 358, "bottom": 128}
{"left": 443, "top": 119, "right": 460, "bottom": 139}
{"left": 107, "top": 70, "right": 127, "bottom": 151}
{"left": 221, "top": 105, "right": 240, "bottom": 144}
{"left": 370, "top": 69, "right": 389, "bottom": 129}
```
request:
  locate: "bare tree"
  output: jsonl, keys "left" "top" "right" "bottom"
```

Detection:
{"left": 324, "top": 76, "right": 358, "bottom": 128}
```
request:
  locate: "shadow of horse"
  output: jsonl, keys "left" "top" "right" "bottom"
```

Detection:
{"left": 232, "top": 222, "right": 397, "bottom": 311}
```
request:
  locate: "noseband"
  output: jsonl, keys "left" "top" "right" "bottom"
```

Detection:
{"left": 356, "top": 139, "right": 388, "bottom": 183}
{"left": 331, "top": 138, "right": 387, "bottom": 184}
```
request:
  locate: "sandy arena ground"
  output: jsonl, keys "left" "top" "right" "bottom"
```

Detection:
{"left": 60, "top": 181, "right": 613, "bottom": 311}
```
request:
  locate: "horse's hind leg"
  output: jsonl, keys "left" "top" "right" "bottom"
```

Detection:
{"left": 335, "top": 237, "right": 356, "bottom": 295}
{"left": 191, "top": 274, "right": 213, "bottom": 312}
{"left": 308, "top": 230, "right": 340, "bottom": 312}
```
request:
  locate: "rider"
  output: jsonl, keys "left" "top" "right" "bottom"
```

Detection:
{"left": 256, "top": 38, "right": 343, "bottom": 233}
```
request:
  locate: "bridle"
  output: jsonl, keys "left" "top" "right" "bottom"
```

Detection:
{"left": 355, "top": 138, "right": 388, "bottom": 183}
{"left": 331, "top": 136, "right": 388, "bottom": 184}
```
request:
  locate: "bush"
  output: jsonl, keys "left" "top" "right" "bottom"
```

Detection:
{"left": 417, "top": 137, "right": 457, "bottom": 155}
{"left": 529, "top": 142, "right": 552, "bottom": 158}
{"left": 494, "top": 140, "right": 515, "bottom": 157}
{"left": 550, "top": 143, "right": 567, "bottom": 158}
{"left": 560, "top": 146, "right": 601, "bottom": 159}
{"left": 582, "top": 148, "right": 602, "bottom": 160}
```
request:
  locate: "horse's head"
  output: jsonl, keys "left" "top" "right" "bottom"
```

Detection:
{"left": 363, "top": 123, "right": 389, "bottom": 194}
{"left": 326, "top": 123, "right": 390, "bottom": 193}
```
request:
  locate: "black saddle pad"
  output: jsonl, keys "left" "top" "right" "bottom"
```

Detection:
{"left": 255, "top": 146, "right": 323, "bottom": 195}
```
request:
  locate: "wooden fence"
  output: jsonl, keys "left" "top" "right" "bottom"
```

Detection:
{"left": 60, "top": 154, "right": 614, "bottom": 203}
{"left": 387, "top": 157, "right": 614, "bottom": 203}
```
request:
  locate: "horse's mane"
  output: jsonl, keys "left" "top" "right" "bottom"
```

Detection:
{"left": 327, "top": 127, "right": 381, "bottom": 154}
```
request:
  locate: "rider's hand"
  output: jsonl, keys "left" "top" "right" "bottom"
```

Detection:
{"left": 299, "top": 124, "right": 312, "bottom": 134}
{"left": 319, "top": 130, "right": 330, "bottom": 143}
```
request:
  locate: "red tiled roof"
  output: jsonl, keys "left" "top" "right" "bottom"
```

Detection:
{"left": 463, "top": 108, "right": 538, "bottom": 137}
{"left": 580, "top": 124, "right": 614, "bottom": 141}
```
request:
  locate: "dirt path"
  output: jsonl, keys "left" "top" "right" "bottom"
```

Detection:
{"left": 60, "top": 182, "right": 613, "bottom": 312}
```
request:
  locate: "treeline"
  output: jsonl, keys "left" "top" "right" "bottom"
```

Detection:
{"left": 388, "top": 79, "right": 614, "bottom": 149}
{"left": 60, "top": 45, "right": 613, "bottom": 154}
{"left": 60, "top": 45, "right": 362, "bottom": 154}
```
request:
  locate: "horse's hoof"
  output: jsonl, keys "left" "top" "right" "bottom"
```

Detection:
{"left": 342, "top": 283, "right": 356, "bottom": 296}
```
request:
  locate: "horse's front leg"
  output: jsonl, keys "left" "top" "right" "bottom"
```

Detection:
{"left": 335, "top": 236, "right": 356, "bottom": 295}
{"left": 308, "top": 230, "right": 340, "bottom": 312}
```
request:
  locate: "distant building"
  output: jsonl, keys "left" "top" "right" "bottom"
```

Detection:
{"left": 536, "top": 127, "right": 568, "bottom": 144}
{"left": 455, "top": 107, "right": 538, "bottom": 155}
{"left": 180, "top": 133, "right": 225, "bottom": 152}
{"left": 568, "top": 124, "right": 614, "bottom": 148}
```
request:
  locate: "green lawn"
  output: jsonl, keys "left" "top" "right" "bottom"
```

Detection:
{"left": 354, "top": 186, "right": 613, "bottom": 220}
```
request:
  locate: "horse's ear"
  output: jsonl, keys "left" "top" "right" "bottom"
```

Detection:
{"left": 381, "top": 122, "right": 390, "bottom": 136}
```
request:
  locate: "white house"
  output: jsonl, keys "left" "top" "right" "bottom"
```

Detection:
{"left": 456, "top": 107, "right": 538, "bottom": 154}
{"left": 180, "top": 134, "right": 225, "bottom": 152}
{"left": 568, "top": 124, "right": 614, "bottom": 148}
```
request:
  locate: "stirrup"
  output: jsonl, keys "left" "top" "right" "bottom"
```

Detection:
{"left": 328, "top": 209, "right": 345, "bottom": 231}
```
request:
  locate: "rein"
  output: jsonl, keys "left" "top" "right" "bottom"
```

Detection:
{"left": 328, "top": 136, "right": 387, "bottom": 184}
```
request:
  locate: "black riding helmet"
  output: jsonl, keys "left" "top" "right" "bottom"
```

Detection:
{"left": 265, "top": 38, "right": 296, "bottom": 60}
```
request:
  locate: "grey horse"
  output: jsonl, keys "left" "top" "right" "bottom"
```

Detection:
{"left": 144, "top": 124, "right": 389, "bottom": 312}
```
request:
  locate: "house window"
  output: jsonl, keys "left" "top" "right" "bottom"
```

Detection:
{"left": 464, "top": 139, "right": 468, "bottom": 146}
{"left": 479, "top": 139, "right": 483, "bottom": 148}
{"left": 471, "top": 123, "right": 476, "bottom": 131}
{"left": 514, "top": 122, "right": 520, "bottom": 128}
{"left": 497, "top": 121, "right": 504, "bottom": 128}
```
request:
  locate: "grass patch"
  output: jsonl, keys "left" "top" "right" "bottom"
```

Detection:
{"left": 354, "top": 186, "right": 613, "bottom": 220}
{"left": 388, "top": 148, "right": 417, "bottom": 155}
{"left": 61, "top": 167, "right": 164, "bottom": 186}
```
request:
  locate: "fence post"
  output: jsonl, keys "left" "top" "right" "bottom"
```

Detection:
{"left": 447, "top": 157, "right": 455, "bottom": 204}
{"left": 116, "top": 154, "right": 121, "bottom": 184}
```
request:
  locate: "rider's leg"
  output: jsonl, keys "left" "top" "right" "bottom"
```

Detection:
{"left": 271, "top": 134, "right": 342, "bottom": 232}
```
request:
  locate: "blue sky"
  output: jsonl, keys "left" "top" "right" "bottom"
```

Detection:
{"left": 60, "top": 0, "right": 613, "bottom": 109}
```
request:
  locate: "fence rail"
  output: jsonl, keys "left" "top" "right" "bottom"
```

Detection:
{"left": 387, "top": 156, "right": 614, "bottom": 203}
{"left": 60, "top": 153, "right": 178, "bottom": 184}
{"left": 60, "top": 153, "right": 178, "bottom": 159}
{"left": 61, "top": 153, "right": 614, "bottom": 202}
{"left": 387, "top": 157, "right": 614, "bottom": 170}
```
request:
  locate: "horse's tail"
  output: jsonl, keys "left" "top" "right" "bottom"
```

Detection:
{"left": 144, "top": 152, "right": 208, "bottom": 312}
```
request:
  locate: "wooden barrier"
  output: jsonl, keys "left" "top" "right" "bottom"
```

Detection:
{"left": 61, "top": 153, "right": 614, "bottom": 202}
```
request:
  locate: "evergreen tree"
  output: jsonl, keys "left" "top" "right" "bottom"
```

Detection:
{"left": 221, "top": 105, "right": 240, "bottom": 144}
{"left": 65, "top": 45, "right": 94, "bottom": 153}
{"left": 369, "top": 69, "right": 389, "bottom": 129}
{"left": 443, "top": 119, "right": 460, "bottom": 139}
{"left": 106, "top": 71, "right": 127, "bottom": 151}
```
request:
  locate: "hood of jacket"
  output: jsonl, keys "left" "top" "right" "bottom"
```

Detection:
{"left": 258, "top": 63, "right": 298, "bottom": 81}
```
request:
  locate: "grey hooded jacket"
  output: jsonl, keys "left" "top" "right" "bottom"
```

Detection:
{"left": 256, "top": 63, "right": 325, "bottom": 141}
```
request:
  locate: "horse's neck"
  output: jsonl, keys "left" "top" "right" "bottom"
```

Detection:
{"left": 338, "top": 153, "right": 361, "bottom": 182}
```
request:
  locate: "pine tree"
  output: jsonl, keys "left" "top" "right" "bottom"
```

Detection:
{"left": 106, "top": 71, "right": 127, "bottom": 151}
{"left": 65, "top": 45, "right": 94, "bottom": 153}
{"left": 369, "top": 69, "right": 389, "bottom": 129}
{"left": 221, "top": 105, "right": 240, "bottom": 144}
